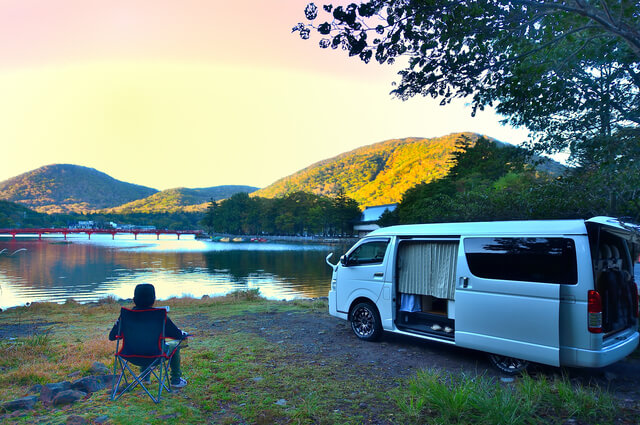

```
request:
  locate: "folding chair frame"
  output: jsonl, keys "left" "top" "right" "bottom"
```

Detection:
{"left": 110, "top": 308, "right": 183, "bottom": 403}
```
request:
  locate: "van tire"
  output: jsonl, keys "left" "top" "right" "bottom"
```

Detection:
{"left": 488, "top": 354, "right": 529, "bottom": 375}
{"left": 350, "top": 302, "right": 382, "bottom": 341}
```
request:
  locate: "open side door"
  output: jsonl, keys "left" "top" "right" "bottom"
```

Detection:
{"left": 455, "top": 237, "right": 563, "bottom": 367}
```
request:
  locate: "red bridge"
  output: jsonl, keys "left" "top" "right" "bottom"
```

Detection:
{"left": 0, "top": 228, "right": 204, "bottom": 240}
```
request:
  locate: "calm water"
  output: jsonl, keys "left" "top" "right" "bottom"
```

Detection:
{"left": 0, "top": 234, "right": 351, "bottom": 309}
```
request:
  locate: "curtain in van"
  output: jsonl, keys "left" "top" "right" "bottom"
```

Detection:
{"left": 398, "top": 242, "right": 459, "bottom": 299}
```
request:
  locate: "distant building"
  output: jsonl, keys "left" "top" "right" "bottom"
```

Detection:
{"left": 353, "top": 204, "right": 398, "bottom": 237}
{"left": 69, "top": 220, "right": 94, "bottom": 229}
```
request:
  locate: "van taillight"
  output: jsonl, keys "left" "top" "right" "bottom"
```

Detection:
{"left": 633, "top": 283, "right": 639, "bottom": 318}
{"left": 588, "top": 290, "right": 603, "bottom": 334}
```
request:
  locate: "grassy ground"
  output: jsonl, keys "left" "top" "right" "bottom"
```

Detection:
{"left": 0, "top": 291, "right": 637, "bottom": 424}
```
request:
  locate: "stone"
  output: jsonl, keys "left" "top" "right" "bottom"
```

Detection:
{"left": 275, "top": 399, "right": 287, "bottom": 406}
{"left": 71, "top": 376, "right": 105, "bottom": 393}
{"left": 40, "top": 381, "right": 71, "bottom": 405}
{"left": 500, "top": 377, "right": 515, "bottom": 383}
{"left": 29, "top": 384, "right": 43, "bottom": 394}
{"left": 52, "top": 390, "right": 86, "bottom": 407}
{"left": 252, "top": 377, "right": 264, "bottom": 382}
{"left": 94, "top": 416, "right": 109, "bottom": 424}
{"left": 89, "top": 362, "right": 110, "bottom": 375}
{"left": 66, "top": 415, "right": 88, "bottom": 424}
{"left": 1, "top": 396, "right": 39, "bottom": 412}
{"left": 97, "top": 374, "right": 115, "bottom": 387}
{"left": 67, "top": 371, "right": 82, "bottom": 378}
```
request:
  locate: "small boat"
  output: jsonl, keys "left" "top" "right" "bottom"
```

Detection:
{"left": 220, "top": 237, "right": 230, "bottom": 242}
{"left": 232, "top": 237, "right": 245, "bottom": 242}
{"left": 211, "top": 236, "right": 223, "bottom": 242}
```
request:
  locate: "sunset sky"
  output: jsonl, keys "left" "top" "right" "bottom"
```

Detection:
{"left": 0, "top": 0, "right": 529, "bottom": 190}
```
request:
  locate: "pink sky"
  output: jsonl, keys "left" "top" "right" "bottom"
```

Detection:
{"left": 0, "top": 0, "right": 529, "bottom": 190}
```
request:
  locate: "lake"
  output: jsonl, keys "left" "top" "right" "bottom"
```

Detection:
{"left": 0, "top": 234, "right": 352, "bottom": 310}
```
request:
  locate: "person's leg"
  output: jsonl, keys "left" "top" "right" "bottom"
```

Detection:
{"left": 164, "top": 340, "right": 186, "bottom": 386}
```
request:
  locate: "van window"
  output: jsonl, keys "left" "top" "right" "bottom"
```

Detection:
{"left": 347, "top": 240, "right": 389, "bottom": 266}
{"left": 464, "top": 237, "right": 578, "bottom": 284}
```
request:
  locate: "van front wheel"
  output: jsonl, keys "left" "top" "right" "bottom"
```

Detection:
{"left": 350, "top": 302, "right": 382, "bottom": 341}
{"left": 488, "top": 354, "right": 529, "bottom": 375}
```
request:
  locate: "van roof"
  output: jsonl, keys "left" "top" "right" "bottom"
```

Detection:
{"left": 367, "top": 218, "right": 592, "bottom": 237}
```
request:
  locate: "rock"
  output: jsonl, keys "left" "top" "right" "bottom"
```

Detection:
{"left": 94, "top": 416, "right": 109, "bottom": 424}
{"left": 158, "top": 413, "right": 178, "bottom": 419}
{"left": 67, "top": 371, "right": 82, "bottom": 378}
{"left": 71, "top": 376, "right": 105, "bottom": 393}
{"left": 1, "top": 396, "right": 39, "bottom": 412}
{"left": 201, "top": 295, "right": 209, "bottom": 299}
{"left": 29, "top": 384, "right": 43, "bottom": 394}
{"left": 275, "top": 399, "right": 287, "bottom": 406}
{"left": 500, "top": 377, "right": 515, "bottom": 383}
{"left": 52, "top": 390, "right": 86, "bottom": 407}
{"left": 66, "top": 415, "right": 87, "bottom": 424}
{"left": 89, "top": 362, "right": 110, "bottom": 375}
{"left": 97, "top": 374, "right": 115, "bottom": 387}
{"left": 40, "top": 381, "right": 71, "bottom": 405}
{"left": 252, "top": 377, "right": 264, "bottom": 382}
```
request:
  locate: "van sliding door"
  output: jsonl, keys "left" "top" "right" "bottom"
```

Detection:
{"left": 455, "top": 237, "right": 576, "bottom": 367}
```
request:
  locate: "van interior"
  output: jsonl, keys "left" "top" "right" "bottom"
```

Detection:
{"left": 394, "top": 240, "right": 458, "bottom": 340}
{"left": 593, "top": 230, "right": 638, "bottom": 336}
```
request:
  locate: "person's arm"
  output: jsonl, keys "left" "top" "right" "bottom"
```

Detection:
{"left": 165, "top": 316, "right": 185, "bottom": 340}
{"left": 108, "top": 317, "right": 120, "bottom": 341}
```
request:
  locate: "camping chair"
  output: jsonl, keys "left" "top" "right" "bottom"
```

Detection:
{"left": 111, "top": 307, "right": 184, "bottom": 403}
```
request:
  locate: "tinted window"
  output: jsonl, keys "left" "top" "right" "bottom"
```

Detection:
{"left": 348, "top": 240, "right": 389, "bottom": 266}
{"left": 464, "top": 237, "right": 577, "bottom": 284}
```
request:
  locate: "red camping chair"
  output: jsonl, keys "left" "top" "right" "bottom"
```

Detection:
{"left": 111, "top": 307, "right": 184, "bottom": 403}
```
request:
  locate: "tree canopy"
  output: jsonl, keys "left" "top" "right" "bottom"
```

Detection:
{"left": 294, "top": 1, "right": 640, "bottom": 164}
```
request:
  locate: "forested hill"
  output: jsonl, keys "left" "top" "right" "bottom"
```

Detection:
{"left": 103, "top": 186, "right": 259, "bottom": 214}
{"left": 255, "top": 133, "right": 503, "bottom": 206}
{"left": 0, "top": 164, "right": 158, "bottom": 214}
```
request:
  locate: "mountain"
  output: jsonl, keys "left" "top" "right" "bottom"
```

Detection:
{"left": 254, "top": 133, "right": 482, "bottom": 206}
{"left": 0, "top": 164, "right": 158, "bottom": 213}
{"left": 0, "top": 200, "right": 57, "bottom": 228}
{"left": 104, "top": 186, "right": 259, "bottom": 214}
{"left": 255, "top": 133, "right": 563, "bottom": 206}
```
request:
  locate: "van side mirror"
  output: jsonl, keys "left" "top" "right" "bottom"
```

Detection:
{"left": 340, "top": 255, "right": 348, "bottom": 266}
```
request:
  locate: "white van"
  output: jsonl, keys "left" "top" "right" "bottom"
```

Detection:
{"left": 326, "top": 217, "right": 639, "bottom": 373}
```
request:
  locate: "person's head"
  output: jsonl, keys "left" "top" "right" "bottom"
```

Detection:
{"left": 133, "top": 283, "right": 156, "bottom": 308}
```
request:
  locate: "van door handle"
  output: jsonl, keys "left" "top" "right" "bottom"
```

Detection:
{"left": 374, "top": 272, "right": 384, "bottom": 277}
{"left": 460, "top": 277, "right": 469, "bottom": 288}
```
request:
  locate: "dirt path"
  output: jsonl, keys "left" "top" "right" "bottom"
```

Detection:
{"left": 186, "top": 309, "right": 640, "bottom": 405}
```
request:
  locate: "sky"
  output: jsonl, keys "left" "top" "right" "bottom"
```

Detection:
{"left": 0, "top": 0, "right": 529, "bottom": 190}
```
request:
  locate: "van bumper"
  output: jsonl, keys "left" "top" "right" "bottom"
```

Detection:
{"left": 328, "top": 290, "right": 347, "bottom": 320}
{"left": 564, "top": 330, "right": 639, "bottom": 368}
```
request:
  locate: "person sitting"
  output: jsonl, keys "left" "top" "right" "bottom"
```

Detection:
{"left": 108, "top": 283, "right": 188, "bottom": 388}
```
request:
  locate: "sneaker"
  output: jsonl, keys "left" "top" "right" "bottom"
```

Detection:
{"left": 430, "top": 324, "right": 442, "bottom": 331}
{"left": 171, "top": 377, "right": 187, "bottom": 388}
{"left": 444, "top": 326, "right": 453, "bottom": 333}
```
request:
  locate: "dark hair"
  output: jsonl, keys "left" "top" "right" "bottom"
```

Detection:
{"left": 133, "top": 283, "right": 156, "bottom": 308}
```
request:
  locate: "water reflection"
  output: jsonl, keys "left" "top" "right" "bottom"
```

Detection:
{"left": 0, "top": 235, "right": 352, "bottom": 309}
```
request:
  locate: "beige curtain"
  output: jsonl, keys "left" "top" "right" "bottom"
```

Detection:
{"left": 398, "top": 242, "right": 459, "bottom": 300}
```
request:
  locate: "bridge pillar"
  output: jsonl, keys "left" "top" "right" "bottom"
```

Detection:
{"left": 11, "top": 232, "right": 16, "bottom": 239}
{"left": 177, "top": 234, "right": 180, "bottom": 240}
{"left": 156, "top": 232, "right": 160, "bottom": 240}
{"left": 134, "top": 232, "right": 138, "bottom": 240}
{"left": 87, "top": 232, "right": 92, "bottom": 240}
{"left": 63, "top": 232, "right": 67, "bottom": 240}
{"left": 111, "top": 231, "right": 116, "bottom": 240}
{"left": 39, "top": 233, "right": 42, "bottom": 241}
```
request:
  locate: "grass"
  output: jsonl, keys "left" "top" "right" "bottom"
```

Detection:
{"left": 0, "top": 291, "right": 637, "bottom": 424}
{"left": 394, "top": 370, "right": 620, "bottom": 425}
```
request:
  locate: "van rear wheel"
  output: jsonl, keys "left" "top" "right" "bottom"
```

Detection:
{"left": 488, "top": 354, "right": 529, "bottom": 375}
{"left": 350, "top": 302, "right": 382, "bottom": 341}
